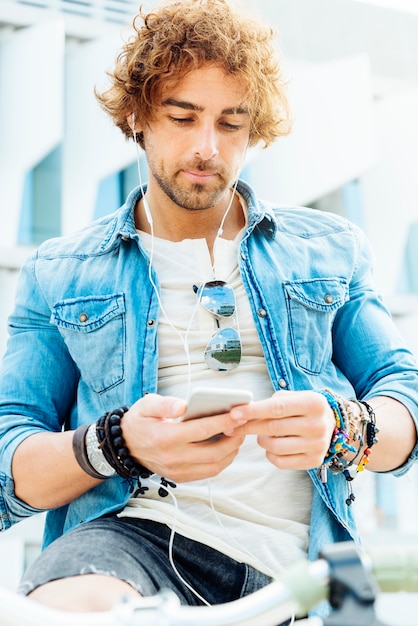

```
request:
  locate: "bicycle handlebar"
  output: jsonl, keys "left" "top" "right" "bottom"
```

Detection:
{"left": 368, "top": 543, "right": 418, "bottom": 593}
{"left": 0, "top": 541, "right": 417, "bottom": 626}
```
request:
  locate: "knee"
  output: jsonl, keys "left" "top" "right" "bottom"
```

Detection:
{"left": 28, "top": 574, "right": 141, "bottom": 612}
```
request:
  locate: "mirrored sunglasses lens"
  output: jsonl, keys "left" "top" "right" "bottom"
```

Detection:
{"left": 197, "top": 280, "right": 235, "bottom": 318}
{"left": 204, "top": 327, "right": 241, "bottom": 371}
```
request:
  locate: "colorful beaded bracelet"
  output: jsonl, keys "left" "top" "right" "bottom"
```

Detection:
{"left": 319, "top": 390, "right": 379, "bottom": 506}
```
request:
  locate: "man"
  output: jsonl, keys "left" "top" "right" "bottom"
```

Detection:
{"left": 0, "top": 0, "right": 417, "bottom": 620}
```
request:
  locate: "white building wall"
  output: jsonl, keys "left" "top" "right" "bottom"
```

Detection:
{"left": 0, "top": 249, "right": 33, "bottom": 357}
{"left": 247, "top": 54, "right": 377, "bottom": 207}
{"left": 361, "top": 84, "right": 418, "bottom": 296}
{"left": 0, "top": 19, "right": 65, "bottom": 245}
{"left": 63, "top": 37, "right": 136, "bottom": 234}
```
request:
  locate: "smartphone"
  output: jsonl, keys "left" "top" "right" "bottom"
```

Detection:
{"left": 180, "top": 387, "right": 253, "bottom": 421}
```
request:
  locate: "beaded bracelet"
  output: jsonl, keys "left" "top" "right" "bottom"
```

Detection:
{"left": 339, "top": 398, "right": 368, "bottom": 468}
{"left": 319, "top": 390, "right": 379, "bottom": 506}
{"left": 356, "top": 401, "right": 379, "bottom": 472}
{"left": 96, "top": 406, "right": 153, "bottom": 484}
{"left": 73, "top": 407, "right": 152, "bottom": 486}
{"left": 95, "top": 407, "right": 176, "bottom": 497}
{"left": 319, "top": 390, "right": 357, "bottom": 472}
{"left": 73, "top": 406, "right": 177, "bottom": 497}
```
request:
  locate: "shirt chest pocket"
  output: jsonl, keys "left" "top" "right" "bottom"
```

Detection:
{"left": 284, "top": 278, "right": 348, "bottom": 375}
{"left": 51, "top": 294, "right": 126, "bottom": 393}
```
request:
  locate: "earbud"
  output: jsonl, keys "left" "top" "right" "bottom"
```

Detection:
{"left": 131, "top": 111, "right": 152, "bottom": 226}
{"left": 143, "top": 195, "right": 154, "bottom": 227}
{"left": 131, "top": 113, "right": 137, "bottom": 142}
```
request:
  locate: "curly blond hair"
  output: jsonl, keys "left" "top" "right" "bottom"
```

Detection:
{"left": 96, "top": 0, "right": 292, "bottom": 148}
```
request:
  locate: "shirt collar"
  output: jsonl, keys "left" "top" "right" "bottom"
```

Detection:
{"left": 100, "top": 179, "right": 277, "bottom": 251}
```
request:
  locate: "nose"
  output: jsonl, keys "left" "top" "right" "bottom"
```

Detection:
{"left": 194, "top": 123, "right": 219, "bottom": 161}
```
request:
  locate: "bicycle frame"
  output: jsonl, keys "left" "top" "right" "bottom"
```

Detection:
{"left": 0, "top": 541, "right": 417, "bottom": 626}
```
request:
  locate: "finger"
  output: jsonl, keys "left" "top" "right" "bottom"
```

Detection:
{"left": 229, "top": 390, "right": 330, "bottom": 427}
{"left": 236, "top": 412, "right": 329, "bottom": 438}
{"left": 152, "top": 432, "right": 245, "bottom": 482}
{"left": 179, "top": 412, "right": 247, "bottom": 444}
{"left": 257, "top": 432, "right": 323, "bottom": 470}
{"left": 232, "top": 390, "right": 329, "bottom": 420}
{"left": 259, "top": 430, "right": 330, "bottom": 468}
{"left": 166, "top": 446, "right": 243, "bottom": 482}
{"left": 225, "top": 413, "right": 304, "bottom": 438}
{"left": 265, "top": 449, "right": 317, "bottom": 471}
{"left": 130, "top": 393, "right": 187, "bottom": 420}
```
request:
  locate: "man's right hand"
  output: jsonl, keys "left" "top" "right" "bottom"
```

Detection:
{"left": 121, "top": 393, "right": 247, "bottom": 483}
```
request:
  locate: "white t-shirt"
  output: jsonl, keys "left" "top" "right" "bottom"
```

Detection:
{"left": 119, "top": 211, "right": 312, "bottom": 578}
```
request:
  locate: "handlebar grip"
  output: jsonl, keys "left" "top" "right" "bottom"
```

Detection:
{"left": 280, "top": 558, "right": 329, "bottom": 617}
{"left": 367, "top": 544, "right": 418, "bottom": 593}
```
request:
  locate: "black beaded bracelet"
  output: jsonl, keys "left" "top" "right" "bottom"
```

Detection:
{"left": 74, "top": 406, "right": 176, "bottom": 497}
{"left": 361, "top": 400, "right": 380, "bottom": 449}
{"left": 96, "top": 406, "right": 153, "bottom": 483}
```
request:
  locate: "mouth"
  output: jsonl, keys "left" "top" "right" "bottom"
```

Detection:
{"left": 182, "top": 169, "right": 219, "bottom": 185}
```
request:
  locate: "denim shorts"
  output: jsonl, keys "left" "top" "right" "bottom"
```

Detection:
{"left": 19, "top": 516, "right": 274, "bottom": 606}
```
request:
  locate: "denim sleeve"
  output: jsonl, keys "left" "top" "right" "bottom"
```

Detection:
{"left": 332, "top": 225, "right": 418, "bottom": 475}
{"left": 0, "top": 253, "right": 79, "bottom": 530}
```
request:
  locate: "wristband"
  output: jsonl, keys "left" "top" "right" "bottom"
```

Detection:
{"left": 85, "top": 423, "right": 117, "bottom": 477}
{"left": 72, "top": 423, "right": 112, "bottom": 480}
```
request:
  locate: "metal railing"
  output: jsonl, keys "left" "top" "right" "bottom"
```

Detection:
{"left": 14, "top": 0, "right": 139, "bottom": 24}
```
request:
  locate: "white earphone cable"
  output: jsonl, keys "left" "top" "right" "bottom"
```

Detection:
{"left": 148, "top": 477, "right": 212, "bottom": 606}
{"left": 132, "top": 126, "right": 291, "bottom": 618}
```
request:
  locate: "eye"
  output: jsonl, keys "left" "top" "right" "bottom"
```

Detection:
{"left": 169, "top": 116, "right": 193, "bottom": 125}
{"left": 221, "top": 121, "right": 244, "bottom": 131}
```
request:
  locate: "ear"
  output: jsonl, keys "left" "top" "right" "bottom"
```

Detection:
{"left": 127, "top": 112, "right": 142, "bottom": 132}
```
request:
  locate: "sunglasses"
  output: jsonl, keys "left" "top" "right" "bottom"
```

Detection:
{"left": 193, "top": 280, "right": 242, "bottom": 371}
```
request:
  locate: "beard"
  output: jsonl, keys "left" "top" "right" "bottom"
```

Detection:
{"left": 149, "top": 158, "right": 235, "bottom": 211}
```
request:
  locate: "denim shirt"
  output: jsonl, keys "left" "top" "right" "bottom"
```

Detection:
{"left": 1, "top": 180, "right": 418, "bottom": 563}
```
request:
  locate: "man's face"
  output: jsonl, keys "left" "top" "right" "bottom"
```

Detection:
{"left": 137, "top": 65, "right": 251, "bottom": 211}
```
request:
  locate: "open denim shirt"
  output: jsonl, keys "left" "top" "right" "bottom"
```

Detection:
{"left": 1, "top": 180, "right": 418, "bottom": 563}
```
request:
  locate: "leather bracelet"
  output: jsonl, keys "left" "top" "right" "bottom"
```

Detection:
{"left": 72, "top": 423, "right": 108, "bottom": 480}
{"left": 85, "top": 423, "right": 117, "bottom": 477}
